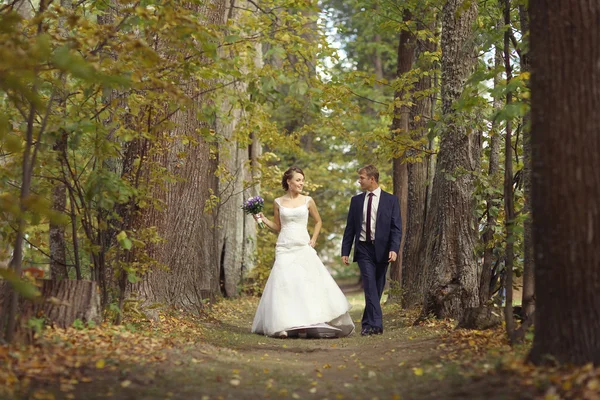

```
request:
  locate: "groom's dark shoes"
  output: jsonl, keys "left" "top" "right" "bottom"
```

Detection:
{"left": 361, "top": 326, "right": 383, "bottom": 336}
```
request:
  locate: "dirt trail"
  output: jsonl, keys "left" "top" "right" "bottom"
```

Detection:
{"left": 20, "top": 290, "right": 534, "bottom": 400}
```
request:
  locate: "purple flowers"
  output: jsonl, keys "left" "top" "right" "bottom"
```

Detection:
{"left": 242, "top": 196, "right": 265, "bottom": 228}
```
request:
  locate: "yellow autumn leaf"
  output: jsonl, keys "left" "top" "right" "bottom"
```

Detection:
{"left": 413, "top": 367, "right": 424, "bottom": 376}
{"left": 95, "top": 359, "right": 105, "bottom": 369}
{"left": 121, "top": 380, "right": 132, "bottom": 388}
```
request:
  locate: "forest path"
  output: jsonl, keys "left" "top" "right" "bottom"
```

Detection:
{"left": 18, "top": 286, "right": 534, "bottom": 400}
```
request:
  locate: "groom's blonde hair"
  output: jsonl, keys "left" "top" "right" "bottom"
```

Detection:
{"left": 358, "top": 165, "right": 379, "bottom": 183}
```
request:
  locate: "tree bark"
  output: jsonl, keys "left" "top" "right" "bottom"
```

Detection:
{"left": 389, "top": 13, "right": 415, "bottom": 304}
{"left": 501, "top": 0, "right": 516, "bottom": 341}
{"left": 217, "top": 0, "right": 266, "bottom": 297}
{"left": 49, "top": 161, "right": 68, "bottom": 280}
{"left": 0, "top": 280, "right": 101, "bottom": 335}
{"left": 479, "top": 22, "right": 504, "bottom": 305}
{"left": 217, "top": 98, "right": 247, "bottom": 298}
{"left": 243, "top": 130, "right": 262, "bottom": 276}
{"left": 419, "top": 0, "right": 479, "bottom": 320}
{"left": 401, "top": 21, "right": 437, "bottom": 309}
{"left": 138, "top": 0, "right": 227, "bottom": 310}
{"left": 518, "top": 3, "right": 535, "bottom": 322}
{"left": 528, "top": 0, "right": 600, "bottom": 365}
{"left": 242, "top": 32, "right": 264, "bottom": 276}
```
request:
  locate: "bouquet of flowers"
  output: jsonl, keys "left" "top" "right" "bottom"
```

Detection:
{"left": 242, "top": 196, "right": 265, "bottom": 229}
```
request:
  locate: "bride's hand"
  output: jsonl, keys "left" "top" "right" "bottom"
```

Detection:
{"left": 253, "top": 212, "right": 265, "bottom": 221}
{"left": 309, "top": 239, "right": 316, "bottom": 247}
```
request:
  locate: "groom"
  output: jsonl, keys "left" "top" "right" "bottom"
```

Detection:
{"left": 341, "top": 165, "right": 402, "bottom": 336}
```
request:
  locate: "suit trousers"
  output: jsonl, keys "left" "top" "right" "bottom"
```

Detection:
{"left": 355, "top": 241, "right": 388, "bottom": 330}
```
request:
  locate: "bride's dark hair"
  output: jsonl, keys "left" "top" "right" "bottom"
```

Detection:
{"left": 282, "top": 166, "right": 304, "bottom": 191}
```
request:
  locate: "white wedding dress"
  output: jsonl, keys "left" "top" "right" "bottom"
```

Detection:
{"left": 251, "top": 196, "right": 355, "bottom": 338}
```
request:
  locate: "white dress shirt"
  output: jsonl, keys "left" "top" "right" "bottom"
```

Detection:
{"left": 360, "top": 187, "right": 381, "bottom": 241}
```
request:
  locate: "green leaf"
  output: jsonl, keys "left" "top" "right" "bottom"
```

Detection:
{"left": 121, "top": 238, "right": 133, "bottom": 250}
{"left": 4, "top": 134, "right": 22, "bottom": 152}
{"left": 224, "top": 35, "right": 240, "bottom": 43}
{"left": 117, "top": 231, "right": 133, "bottom": 250}
{"left": 127, "top": 272, "right": 140, "bottom": 284}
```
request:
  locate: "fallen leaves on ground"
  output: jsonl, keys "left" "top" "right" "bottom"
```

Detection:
{"left": 2, "top": 296, "right": 600, "bottom": 400}
{"left": 0, "top": 309, "right": 206, "bottom": 398}
{"left": 429, "top": 322, "right": 600, "bottom": 399}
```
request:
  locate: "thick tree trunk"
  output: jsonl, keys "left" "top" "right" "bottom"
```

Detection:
{"left": 217, "top": 1, "right": 265, "bottom": 297}
{"left": 140, "top": 123, "right": 220, "bottom": 309}
{"left": 388, "top": 13, "right": 415, "bottom": 304}
{"left": 138, "top": 0, "right": 227, "bottom": 310}
{"left": 419, "top": 0, "right": 479, "bottom": 320}
{"left": 401, "top": 22, "right": 436, "bottom": 309}
{"left": 528, "top": 0, "right": 600, "bottom": 365}
{"left": 0, "top": 280, "right": 101, "bottom": 333}
{"left": 518, "top": 3, "right": 535, "bottom": 322}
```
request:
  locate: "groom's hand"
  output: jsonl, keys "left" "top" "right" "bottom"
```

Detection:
{"left": 388, "top": 251, "right": 398, "bottom": 262}
{"left": 341, "top": 256, "right": 349, "bottom": 265}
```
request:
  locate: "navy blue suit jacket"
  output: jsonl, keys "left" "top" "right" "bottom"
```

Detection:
{"left": 341, "top": 190, "right": 402, "bottom": 264}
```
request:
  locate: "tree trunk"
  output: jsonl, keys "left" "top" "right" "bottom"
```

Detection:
{"left": 501, "top": 0, "right": 516, "bottom": 341}
{"left": 518, "top": 3, "right": 535, "bottom": 322}
{"left": 374, "top": 33, "right": 384, "bottom": 82}
{"left": 217, "top": 100, "right": 247, "bottom": 298}
{"left": 401, "top": 21, "right": 437, "bottom": 309}
{"left": 48, "top": 0, "right": 73, "bottom": 282}
{"left": 388, "top": 14, "right": 415, "bottom": 304}
{"left": 479, "top": 24, "right": 503, "bottom": 305}
{"left": 1, "top": 0, "right": 39, "bottom": 345}
{"left": 50, "top": 113, "right": 68, "bottom": 281}
{"left": 243, "top": 130, "right": 262, "bottom": 276}
{"left": 528, "top": 0, "right": 600, "bottom": 365}
{"left": 419, "top": 0, "right": 479, "bottom": 320}
{"left": 242, "top": 35, "right": 264, "bottom": 276}
{"left": 217, "top": 1, "right": 266, "bottom": 297}
{"left": 138, "top": 0, "right": 227, "bottom": 310}
{"left": 390, "top": 161, "right": 408, "bottom": 302}
{"left": 0, "top": 280, "right": 101, "bottom": 341}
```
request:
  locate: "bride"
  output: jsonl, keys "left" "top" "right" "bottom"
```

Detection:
{"left": 251, "top": 166, "right": 355, "bottom": 338}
